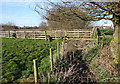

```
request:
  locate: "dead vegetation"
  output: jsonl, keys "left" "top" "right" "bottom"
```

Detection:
{"left": 52, "top": 40, "right": 96, "bottom": 83}
{"left": 19, "top": 37, "right": 120, "bottom": 83}
{"left": 82, "top": 44, "right": 120, "bottom": 82}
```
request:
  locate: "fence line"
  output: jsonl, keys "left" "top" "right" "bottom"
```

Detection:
{"left": 32, "top": 37, "right": 105, "bottom": 83}
{"left": 0, "top": 29, "right": 93, "bottom": 39}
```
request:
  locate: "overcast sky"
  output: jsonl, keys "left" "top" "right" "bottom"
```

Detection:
{"left": 0, "top": 1, "right": 114, "bottom": 27}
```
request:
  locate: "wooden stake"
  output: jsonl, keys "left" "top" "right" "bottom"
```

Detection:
{"left": 24, "top": 31, "right": 26, "bottom": 38}
{"left": 57, "top": 42, "right": 60, "bottom": 59}
{"left": 65, "top": 31, "right": 67, "bottom": 36}
{"left": 70, "top": 55, "right": 72, "bottom": 63}
{"left": 62, "top": 41, "right": 64, "bottom": 51}
{"left": 33, "top": 59, "right": 38, "bottom": 84}
{"left": 93, "top": 28, "right": 96, "bottom": 38}
{"left": 45, "top": 31, "right": 47, "bottom": 40}
{"left": 15, "top": 31, "right": 17, "bottom": 38}
{"left": 50, "top": 48, "right": 53, "bottom": 72}
{"left": 61, "top": 41, "right": 64, "bottom": 60}
{"left": 90, "top": 31, "right": 92, "bottom": 38}
{"left": 97, "top": 35, "right": 99, "bottom": 45}
{"left": 34, "top": 31, "right": 35, "bottom": 39}
{"left": 96, "top": 30, "right": 99, "bottom": 45}
{"left": 8, "top": 31, "right": 10, "bottom": 38}
{"left": 101, "top": 36, "right": 104, "bottom": 48}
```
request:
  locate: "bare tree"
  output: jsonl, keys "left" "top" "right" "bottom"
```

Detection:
{"left": 39, "top": 21, "right": 48, "bottom": 30}
{"left": 66, "top": 1, "right": 120, "bottom": 64}
{"left": 2, "top": 21, "right": 17, "bottom": 30}
{"left": 34, "top": 1, "right": 120, "bottom": 64}
{"left": 34, "top": 1, "right": 90, "bottom": 30}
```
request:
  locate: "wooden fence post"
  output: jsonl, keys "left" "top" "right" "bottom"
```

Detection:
{"left": 91, "top": 28, "right": 94, "bottom": 38}
{"left": 62, "top": 40, "right": 65, "bottom": 60}
{"left": 24, "top": 31, "right": 26, "bottom": 38}
{"left": 101, "top": 36, "right": 104, "bottom": 48}
{"left": 45, "top": 31, "right": 47, "bottom": 40}
{"left": 33, "top": 59, "right": 38, "bottom": 84}
{"left": 8, "top": 31, "right": 10, "bottom": 38}
{"left": 50, "top": 48, "right": 53, "bottom": 72}
{"left": 96, "top": 29, "right": 99, "bottom": 45}
{"left": 57, "top": 42, "right": 60, "bottom": 59}
{"left": 92, "top": 28, "right": 95, "bottom": 46}
{"left": 62, "top": 41, "right": 64, "bottom": 51}
{"left": 34, "top": 31, "right": 35, "bottom": 39}
{"left": 93, "top": 28, "right": 96, "bottom": 38}
{"left": 15, "top": 31, "right": 17, "bottom": 38}
{"left": 78, "top": 31, "right": 80, "bottom": 38}
{"left": 90, "top": 31, "right": 92, "bottom": 38}
{"left": 97, "top": 35, "right": 99, "bottom": 45}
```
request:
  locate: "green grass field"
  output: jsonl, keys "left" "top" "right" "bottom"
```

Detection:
{"left": 1, "top": 29, "right": 117, "bottom": 83}
{"left": 2, "top": 38, "right": 61, "bottom": 83}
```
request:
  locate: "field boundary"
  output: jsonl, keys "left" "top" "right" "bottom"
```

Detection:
{"left": 0, "top": 29, "right": 95, "bottom": 39}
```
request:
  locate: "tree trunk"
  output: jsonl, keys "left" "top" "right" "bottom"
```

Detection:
{"left": 110, "top": 17, "right": 120, "bottom": 64}
{"left": 118, "top": 23, "right": 120, "bottom": 64}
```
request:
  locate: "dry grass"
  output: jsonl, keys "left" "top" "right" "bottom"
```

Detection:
{"left": 84, "top": 45, "right": 120, "bottom": 82}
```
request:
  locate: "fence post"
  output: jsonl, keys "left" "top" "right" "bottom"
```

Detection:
{"left": 24, "top": 31, "right": 26, "bottom": 38}
{"left": 90, "top": 31, "right": 92, "bottom": 38}
{"left": 92, "top": 28, "right": 95, "bottom": 46}
{"left": 62, "top": 40, "right": 64, "bottom": 51}
{"left": 93, "top": 28, "right": 96, "bottom": 38}
{"left": 97, "top": 35, "right": 99, "bottom": 45}
{"left": 34, "top": 31, "right": 35, "bottom": 39}
{"left": 15, "top": 31, "right": 17, "bottom": 38}
{"left": 96, "top": 29, "right": 99, "bottom": 45}
{"left": 57, "top": 42, "right": 60, "bottom": 59}
{"left": 33, "top": 59, "right": 38, "bottom": 84}
{"left": 8, "top": 31, "right": 10, "bottom": 38}
{"left": 45, "top": 31, "right": 47, "bottom": 40}
{"left": 50, "top": 48, "right": 53, "bottom": 72}
{"left": 101, "top": 36, "right": 104, "bottom": 48}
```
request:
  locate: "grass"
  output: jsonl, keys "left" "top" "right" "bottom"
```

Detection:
{"left": 81, "top": 29, "right": 120, "bottom": 82}
{"left": 2, "top": 37, "right": 62, "bottom": 83}
{"left": 82, "top": 44, "right": 120, "bottom": 82}
{"left": 1, "top": 28, "right": 119, "bottom": 83}
{"left": 100, "top": 29, "right": 113, "bottom": 36}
